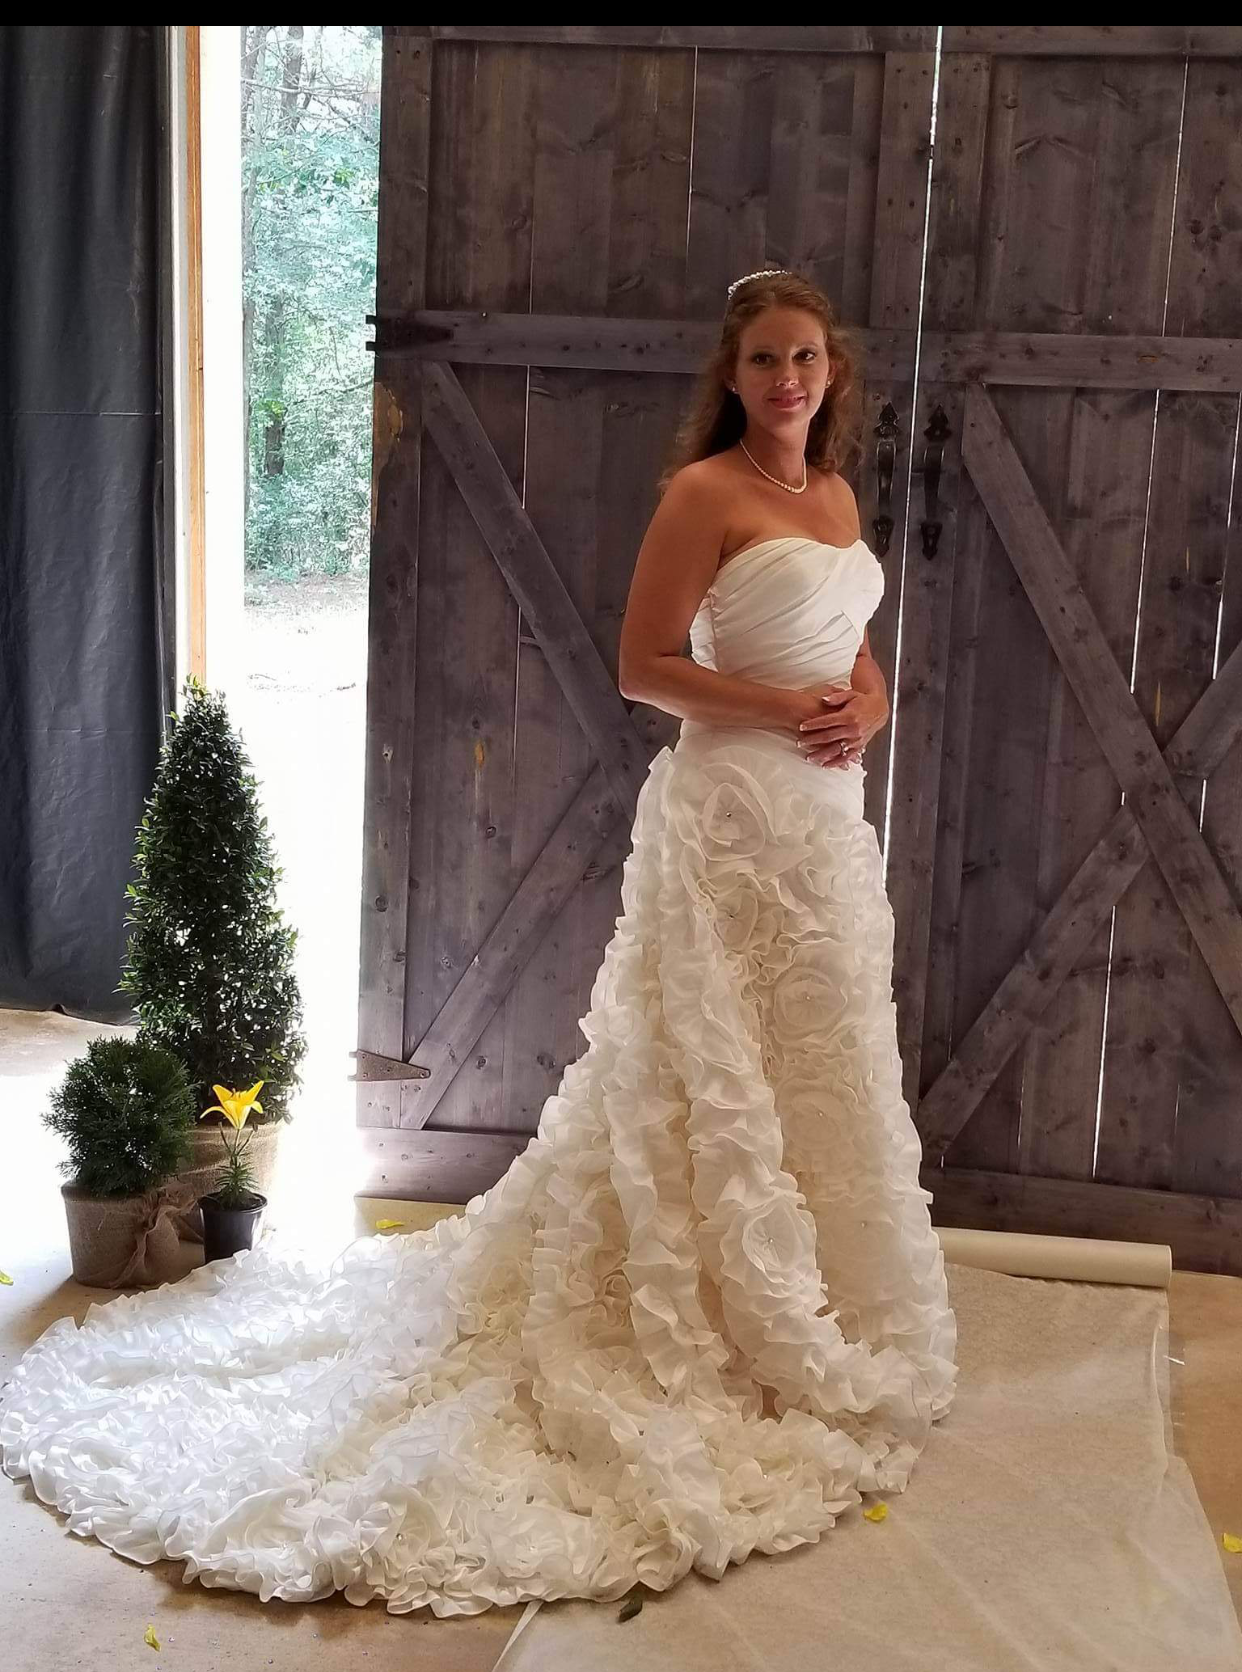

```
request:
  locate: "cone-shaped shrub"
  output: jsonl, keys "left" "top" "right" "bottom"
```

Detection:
{"left": 118, "top": 675, "right": 306, "bottom": 1124}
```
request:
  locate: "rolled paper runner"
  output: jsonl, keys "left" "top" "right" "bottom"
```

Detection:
{"left": 936, "top": 1226, "right": 1172, "bottom": 1288}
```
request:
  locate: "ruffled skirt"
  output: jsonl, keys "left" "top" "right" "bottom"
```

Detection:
{"left": 1, "top": 734, "right": 957, "bottom": 1615}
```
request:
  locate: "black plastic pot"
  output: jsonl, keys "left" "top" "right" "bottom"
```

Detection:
{"left": 199, "top": 1191, "right": 267, "bottom": 1263}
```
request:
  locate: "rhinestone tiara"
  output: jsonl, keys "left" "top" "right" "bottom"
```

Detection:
{"left": 725, "top": 268, "right": 791, "bottom": 303}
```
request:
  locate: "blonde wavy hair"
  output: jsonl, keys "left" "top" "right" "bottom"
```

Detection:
{"left": 659, "top": 269, "right": 864, "bottom": 494}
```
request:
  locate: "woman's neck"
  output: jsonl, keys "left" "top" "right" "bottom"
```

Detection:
{"left": 739, "top": 426, "right": 808, "bottom": 485}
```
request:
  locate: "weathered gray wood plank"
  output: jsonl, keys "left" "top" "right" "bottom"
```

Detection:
{"left": 378, "top": 311, "right": 1242, "bottom": 391}
{"left": 859, "top": 53, "right": 934, "bottom": 846}
{"left": 940, "top": 56, "right": 1066, "bottom": 1176}
{"left": 360, "top": 1126, "right": 530, "bottom": 1206}
{"left": 431, "top": 26, "right": 936, "bottom": 54}
{"left": 915, "top": 53, "right": 992, "bottom": 1115}
{"left": 882, "top": 42, "right": 969, "bottom": 1110}
{"left": 942, "top": 26, "right": 1242, "bottom": 58}
{"left": 837, "top": 56, "right": 885, "bottom": 335}
{"left": 501, "top": 43, "right": 628, "bottom": 1128}
{"left": 923, "top": 1166, "right": 1242, "bottom": 1277}
{"left": 921, "top": 486, "right": 987, "bottom": 1102}
{"left": 1161, "top": 60, "right": 1242, "bottom": 1204}
{"left": 685, "top": 51, "right": 776, "bottom": 319}
{"left": 409, "top": 41, "right": 537, "bottom": 1137}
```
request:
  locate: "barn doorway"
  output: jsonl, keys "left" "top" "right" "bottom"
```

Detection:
{"left": 357, "top": 29, "right": 1242, "bottom": 1279}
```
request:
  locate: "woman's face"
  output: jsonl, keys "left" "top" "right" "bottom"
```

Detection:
{"left": 731, "top": 306, "right": 831, "bottom": 439}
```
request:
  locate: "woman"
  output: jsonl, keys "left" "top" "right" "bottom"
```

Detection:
{"left": 1, "top": 269, "right": 957, "bottom": 1617}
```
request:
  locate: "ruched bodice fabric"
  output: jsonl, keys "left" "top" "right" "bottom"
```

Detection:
{"left": 680, "top": 537, "right": 884, "bottom": 799}
{"left": 689, "top": 534, "right": 883, "bottom": 688}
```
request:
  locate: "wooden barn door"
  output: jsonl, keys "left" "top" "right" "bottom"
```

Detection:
{"left": 357, "top": 26, "right": 938, "bottom": 1204}
{"left": 904, "top": 31, "right": 1242, "bottom": 1272}
{"left": 357, "top": 26, "right": 1242, "bottom": 1274}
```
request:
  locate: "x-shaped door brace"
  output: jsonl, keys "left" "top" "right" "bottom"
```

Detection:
{"left": 355, "top": 367, "right": 1242, "bottom": 1160}
{"left": 917, "top": 387, "right": 1242, "bottom": 1161}
{"left": 352, "top": 362, "right": 658, "bottom": 1119}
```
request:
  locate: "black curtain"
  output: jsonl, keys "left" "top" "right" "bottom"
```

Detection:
{"left": 0, "top": 26, "right": 169, "bottom": 1022}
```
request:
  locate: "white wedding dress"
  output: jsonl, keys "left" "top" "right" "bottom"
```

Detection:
{"left": 1, "top": 534, "right": 957, "bottom": 1616}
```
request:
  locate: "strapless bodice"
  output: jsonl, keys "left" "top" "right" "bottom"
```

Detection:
{"left": 678, "top": 536, "right": 885, "bottom": 789}
{"left": 689, "top": 535, "right": 882, "bottom": 686}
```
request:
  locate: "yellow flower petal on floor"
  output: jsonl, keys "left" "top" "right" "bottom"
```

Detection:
{"left": 375, "top": 1219, "right": 406, "bottom": 1232}
{"left": 1223, "top": 1532, "right": 1242, "bottom": 1554}
{"left": 863, "top": 1502, "right": 889, "bottom": 1522}
{"left": 144, "top": 1623, "right": 160, "bottom": 1650}
{"left": 0, "top": 1271, "right": 12, "bottom": 1285}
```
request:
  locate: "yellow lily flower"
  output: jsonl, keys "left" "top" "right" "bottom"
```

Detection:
{"left": 202, "top": 1081, "right": 265, "bottom": 1130}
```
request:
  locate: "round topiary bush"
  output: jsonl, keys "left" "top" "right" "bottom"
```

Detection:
{"left": 44, "top": 1034, "right": 197, "bottom": 1199}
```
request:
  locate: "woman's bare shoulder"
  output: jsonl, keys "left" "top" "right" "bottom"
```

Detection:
{"left": 664, "top": 453, "right": 737, "bottom": 501}
{"left": 660, "top": 455, "right": 747, "bottom": 537}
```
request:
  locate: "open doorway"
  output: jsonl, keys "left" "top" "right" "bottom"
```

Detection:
{"left": 208, "top": 26, "right": 381, "bottom": 1236}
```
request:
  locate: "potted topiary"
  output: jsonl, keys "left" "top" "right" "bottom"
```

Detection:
{"left": 117, "top": 675, "right": 307, "bottom": 1237}
{"left": 197, "top": 1081, "right": 268, "bottom": 1262}
{"left": 43, "top": 1034, "right": 198, "bottom": 1288}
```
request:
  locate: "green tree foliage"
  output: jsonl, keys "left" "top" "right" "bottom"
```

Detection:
{"left": 44, "top": 1036, "right": 196, "bottom": 1199}
{"left": 118, "top": 676, "right": 308, "bottom": 1124}
{"left": 209, "top": 1130, "right": 260, "bottom": 1209}
{"left": 243, "top": 25, "right": 380, "bottom": 579}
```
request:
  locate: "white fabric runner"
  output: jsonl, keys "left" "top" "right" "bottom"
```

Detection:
{"left": 496, "top": 1260, "right": 1242, "bottom": 1672}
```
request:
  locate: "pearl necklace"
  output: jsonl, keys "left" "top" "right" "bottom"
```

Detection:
{"left": 739, "top": 438, "right": 807, "bottom": 494}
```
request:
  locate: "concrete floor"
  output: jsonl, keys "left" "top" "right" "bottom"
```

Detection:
{"left": 3, "top": 1003, "right": 1240, "bottom": 1671}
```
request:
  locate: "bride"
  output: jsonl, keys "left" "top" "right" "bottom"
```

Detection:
{"left": 1, "top": 268, "right": 957, "bottom": 1617}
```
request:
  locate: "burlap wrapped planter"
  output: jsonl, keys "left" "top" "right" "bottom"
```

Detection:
{"left": 61, "top": 1182, "right": 194, "bottom": 1289}
{"left": 174, "top": 1121, "right": 283, "bottom": 1242}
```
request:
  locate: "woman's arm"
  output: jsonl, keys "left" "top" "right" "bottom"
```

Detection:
{"left": 618, "top": 465, "right": 821, "bottom": 736}
{"left": 798, "top": 626, "right": 890, "bottom": 766}
{"left": 851, "top": 629, "right": 889, "bottom": 719}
